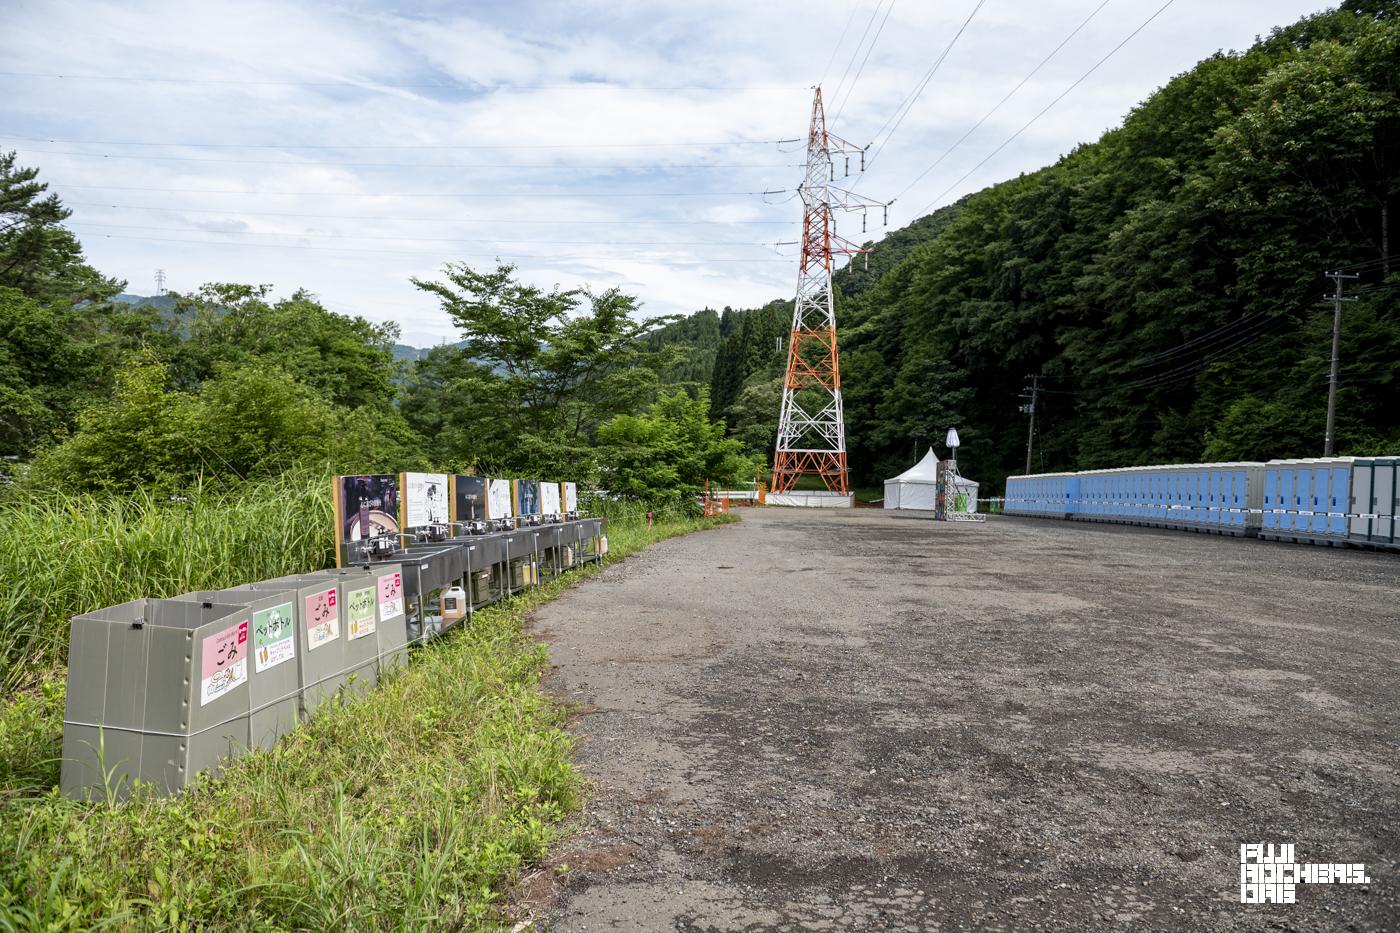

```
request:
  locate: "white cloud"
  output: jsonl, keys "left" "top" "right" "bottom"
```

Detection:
{"left": 0, "top": 0, "right": 1331, "bottom": 344}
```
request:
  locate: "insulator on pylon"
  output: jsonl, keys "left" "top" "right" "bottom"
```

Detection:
{"left": 844, "top": 155, "right": 850, "bottom": 177}
{"left": 882, "top": 204, "right": 888, "bottom": 226}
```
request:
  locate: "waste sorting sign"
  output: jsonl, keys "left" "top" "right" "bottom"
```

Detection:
{"left": 253, "top": 602, "right": 296, "bottom": 672}
{"left": 305, "top": 587, "right": 340, "bottom": 650}
{"left": 201, "top": 619, "right": 249, "bottom": 706}
{"left": 347, "top": 586, "right": 377, "bottom": 640}
{"left": 379, "top": 571, "right": 405, "bottom": 621}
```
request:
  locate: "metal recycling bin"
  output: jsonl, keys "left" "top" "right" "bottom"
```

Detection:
{"left": 61, "top": 597, "right": 252, "bottom": 800}
{"left": 236, "top": 574, "right": 357, "bottom": 715}
{"left": 257, "top": 565, "right": 378, "bottom": 689}
{"left": 171, "top": 587, "right": 301, "bottom": 751}
{"left": 366, "top": 545, "right": 462, "bottom": 643}
{"left": 309, "top": 565, "right": 410, "bottom": 677}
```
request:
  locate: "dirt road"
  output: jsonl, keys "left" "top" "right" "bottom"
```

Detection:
{"left": 525, "top": 508, "right": 1399, "bottom": 931}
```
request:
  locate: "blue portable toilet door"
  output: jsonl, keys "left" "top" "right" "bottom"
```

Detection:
{"left": 1209, "top": 470, "right": 1221, "bottom": 525}
{"left": 1293, "top": 468, "right": 1310, "bottom": 532}
{"left": 1263, "top": 470, "right": 1279, "bottom": 529}
{"left": 1329, "top": 467, "right": 1349, "bottom": 536}
{"left": 1233, "top": 471, "right": 1247, "bottom": 526}
{"left": 1311, "top": 468, "right": 1329, "bottom": 534}
{"left": 1292, "top": 468, "right": 1308, "bottom": 531}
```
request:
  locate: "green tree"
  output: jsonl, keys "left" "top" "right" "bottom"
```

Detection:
{"left": 597, "top": 388, "right": 759, "bottom": 503}
{"left": 406, "top": 262, "right": 681, "bottom": 474}
{"left": 171, "top": 284, "right": 403, "bottom": 409}
{"left": 25, "top": 357, "right": 422, "bottom": 493}
{"left": 0, "top": 152, "right": 122, "bottom": 304}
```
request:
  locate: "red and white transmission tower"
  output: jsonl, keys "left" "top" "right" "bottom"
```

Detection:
{"left": 771, "top": 88, "right": 887, "bottom": 495}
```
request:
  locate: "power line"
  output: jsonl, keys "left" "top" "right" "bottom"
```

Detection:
{"left": 830, "top": 0, "right": 899, "bottom": 126}
{"left": 906, "top": 0, "right": 1176, "bottom": 220}
{"left": 819, "top": 3, "right": 866, "bottom": 88}
{"left": 74, "top": 230, "right": 794, "bottom": 263}
{"left": 15, "top": 147, "right": 802, "bottom": 171}
{"left": 0, "top": 71, "right": 802, "bottom": 92}
{"left": 1128, "top": 303, "right": 1282, "bottom": 367}
{"left": 828, "top": 2, "right": 887, "bottom": 111}
{"left": 66, "top": 200, "right": 796, "bottom": 225}
{"left": 862, "top": 0, "right": 989, "bottom": 176}
{"left": 49, "top": 182, "right": 786, "bottom": 199}
{"left": 68, "top": 220, "right": 783, "bottom": 249}
{"left": 890, "top": 0, "right": 1112, "bottom": 202}
{"left": 0, "top": 133, "right": 782, "bottom": 151}
{"left": 1041, "top": 304, "right": 1304, "bottom": 399}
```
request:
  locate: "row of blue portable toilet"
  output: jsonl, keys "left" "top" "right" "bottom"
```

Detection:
{"left": 1004, "top": 464, "right": 1259, "bottom": 529}
{"left": 1001, "top": 472, "right": 1080, "bottom": 518}
{"left": 1071, "top": 464, "right": 1261, "bottom": 531}
{"left": 1004, "top": 457, "right": 1399, "bottom": 547}
{"left": 1261, "top": 460, "right": 1352, "bottom": 536}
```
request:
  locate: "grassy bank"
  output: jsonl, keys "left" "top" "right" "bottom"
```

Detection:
{"left": 0, "top": 472, "right": 334, "bottom": 692}
{"left": 0, "top": 499, "right": 734, "bottom": 930}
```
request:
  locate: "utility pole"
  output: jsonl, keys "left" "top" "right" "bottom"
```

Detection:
{"left": 1322, "top": 271, "right": 1359, "bottom": 457}
{"left": 154, "top": 269, "right": 167, "bottom": 295}
{"left": 1020, "top": 374, "right": 1039, "bottom": 475}
{"left": 770, "top": 87, "right": 888, "bottom": 495}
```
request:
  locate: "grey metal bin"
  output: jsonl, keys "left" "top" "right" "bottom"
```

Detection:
{"left": 233, "top": 575, "right": 354, "bottom": 715}
{"left": 171, "top": 588, "right": 301, "bottom": 751}
{"left": 264, "top": 571, "right": 381, "bottom": 697}
{"left": 61, "top": 597, "right": 252, "bottom": 800}
{"left": 307, "top": 564, "right": 410, "bottom": 677}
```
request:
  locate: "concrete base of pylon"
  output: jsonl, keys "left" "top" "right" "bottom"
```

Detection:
{"left": 765, "top": 492, "right": 854, "bottom": 508}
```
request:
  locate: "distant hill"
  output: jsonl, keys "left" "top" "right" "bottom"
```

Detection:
{"left": 113, "top": 292, "right": 182, "bottom": 314}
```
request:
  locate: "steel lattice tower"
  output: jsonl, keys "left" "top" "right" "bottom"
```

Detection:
{"left": 771, "top": 88, "right": 886, "bottom": 495}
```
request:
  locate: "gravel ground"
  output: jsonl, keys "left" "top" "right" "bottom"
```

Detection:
{"left": 522, "top": 508, "right": 1399, "bottom": 931}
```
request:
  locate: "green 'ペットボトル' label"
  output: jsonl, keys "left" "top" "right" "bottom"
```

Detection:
{"left": 253, "top": 601, "right": 296, "bottom": 672}
{"left": 347, "top": 586, "right": 376, "bottom": 640}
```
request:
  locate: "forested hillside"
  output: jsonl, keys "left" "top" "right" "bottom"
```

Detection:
{"left": 666, "top": 1, "right": 1399, "bottom": 491}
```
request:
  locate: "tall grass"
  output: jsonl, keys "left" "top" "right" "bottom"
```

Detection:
{"left": 0, "top": 494, "right": 736, "bottom": 930}
{"left": 0, "top": 472, "right": 333, "bottom": 692}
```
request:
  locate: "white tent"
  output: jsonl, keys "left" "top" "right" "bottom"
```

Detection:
{"left": 883, "top": 448, "right": 980, "bottom": 513}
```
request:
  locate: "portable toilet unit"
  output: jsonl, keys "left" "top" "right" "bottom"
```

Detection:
{"left": 1349, "top": 457, "right": 1398, "bottom": 547}
{"left": 62, "top": 597, "right": 253, "bottom": 800}
{"left": 1262, "top": 458, "right": 1354, "bottom": 543}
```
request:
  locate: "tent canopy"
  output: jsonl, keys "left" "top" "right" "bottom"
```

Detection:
{"left": 883, "top": 447, "right": 980, "bottom": 512}
{"left": 888, "top": 447, "right": 941, "bottom": 484}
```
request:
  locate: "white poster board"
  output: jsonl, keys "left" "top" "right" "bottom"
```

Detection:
{"left": 487, "top": 478, "right": 514, "bottom": 519}
{"left": 403, "top": 472, "right": 449, "bottom": 528}
{"left": 540, "top": 482, "right": 561, "bottom": 516}
{"left": 564, "top": 482, "right": 578, "bottom": 511}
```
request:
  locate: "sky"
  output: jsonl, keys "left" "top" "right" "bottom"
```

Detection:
{"left": 1, "top": 0, "right": 1333, "bottom": 346}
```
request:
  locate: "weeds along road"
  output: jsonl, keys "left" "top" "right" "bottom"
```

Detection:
{"left": 524, "top": 508, "right": 1399, "bottom": 931}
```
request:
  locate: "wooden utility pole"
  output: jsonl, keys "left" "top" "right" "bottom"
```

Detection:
{"left": 1322, "top": 271, "right": 1359, "bottom": 457}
